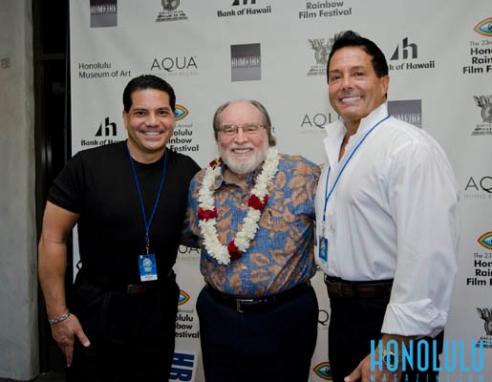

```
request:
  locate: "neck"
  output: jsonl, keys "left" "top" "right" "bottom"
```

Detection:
{"left": 223, "top": 167, "right": 248, "bottom": 189}
{"left": 339, "top": 121, "right": 359, "bottom": 161}
{"left": 127, "top": 142, "right": 165, "bottom": 164}
{"left": 344, "top": 119, "right": 360, "bottom": 138}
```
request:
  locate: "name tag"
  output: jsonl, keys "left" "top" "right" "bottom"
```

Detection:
{"left": 138, "top": 254, "right": 158, "bottom": 282}
{"left": 318, "top": 236, "right": 328, "bottom": 262}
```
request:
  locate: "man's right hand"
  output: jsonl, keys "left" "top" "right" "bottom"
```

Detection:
{"left": 51, "top": 313, "right": 90, "bottom": 367}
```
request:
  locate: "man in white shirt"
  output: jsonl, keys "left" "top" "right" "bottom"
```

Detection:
{"left": 315, "top": 30, "right": 460, "bottom": 382}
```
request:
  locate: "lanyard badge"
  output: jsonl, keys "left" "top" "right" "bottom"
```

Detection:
{"left": 319, "top": 114, "right": 389, "bottom": 263}
{"left": 138, "top": 254, "right": 158, "bottom": 281}
{"left": 127, "top": 145, "right": 168, "bottom": 282}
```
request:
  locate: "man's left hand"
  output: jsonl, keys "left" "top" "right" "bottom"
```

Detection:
{"left": 344, "top": 353, "right": 402, "bottom": 382}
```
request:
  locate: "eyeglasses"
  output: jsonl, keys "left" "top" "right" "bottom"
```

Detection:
{"left": 217, "top": 122, "right": 265, "bottom": 136}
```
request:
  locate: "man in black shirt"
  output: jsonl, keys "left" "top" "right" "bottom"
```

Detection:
{"left": 38, "top": 74, "right": 200, "bottom": 381}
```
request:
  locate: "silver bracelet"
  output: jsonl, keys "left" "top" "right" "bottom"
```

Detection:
{"left": 48, "top": 311, "right": 71, "bottom": 325}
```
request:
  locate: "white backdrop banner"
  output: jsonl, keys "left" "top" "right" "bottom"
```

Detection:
{"left": 70, "top": 1, "right": 492, "bottom": 380}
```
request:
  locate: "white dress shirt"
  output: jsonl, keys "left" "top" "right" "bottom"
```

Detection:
{"left": 315, "top": 103, "right": 460, "bottom": 337}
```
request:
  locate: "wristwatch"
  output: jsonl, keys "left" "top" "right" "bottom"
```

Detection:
{"left": 381, "top": 347, "right": 399, "bottom": 369}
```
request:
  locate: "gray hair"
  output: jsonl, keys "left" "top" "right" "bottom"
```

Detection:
{"left": 212, "top": 100, "right": 277, "bottom": 146}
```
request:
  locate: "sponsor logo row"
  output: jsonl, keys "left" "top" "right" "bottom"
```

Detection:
{"left": 76, "top": 29, "right": 492, "bottom": 86}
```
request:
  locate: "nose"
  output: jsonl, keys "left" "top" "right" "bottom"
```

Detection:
{"left": 233, "top": 126, "right": 248, "bottom": 143}
{"left": 146, "top": 112, "right": 158, "bottom": 126}
{"left": 341, "top": 74, "right": 352, "bottom": 89}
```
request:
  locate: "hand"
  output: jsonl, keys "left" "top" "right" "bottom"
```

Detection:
{"left": 51, "top": 314, "right": 90, "bottom": 367}
{"left": 344, "top": 353, "right": 402, "bottom": 382}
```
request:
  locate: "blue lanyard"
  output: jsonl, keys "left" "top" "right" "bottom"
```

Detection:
{"left": 322, "top": 115, "right": 389, "bottom": 226}
{"left": 127, "top": 146, "right": 168, "bottom": 254}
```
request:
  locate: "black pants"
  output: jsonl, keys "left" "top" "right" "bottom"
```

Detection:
{"left": 329, "top": 296, "right": 443, "bottom": 382}
{"left": 197, "top": 285, "right": 319, "bottom": 382}
{"left": 67, "top": 274, "right": 179, "bottom": 382}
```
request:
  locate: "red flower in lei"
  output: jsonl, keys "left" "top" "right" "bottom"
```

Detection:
{"left": 209, "top": 157, "right": 223, "bottom": 170}
{"left": 198, "top": 207, "right": 218, "bottom": 221}
{"left": 227, "top": 241, "right": 242, "bottom": 260}
{"left": 248, "top": 194, "right": 269, "bottom": 211}
{"left": 196, "top": 148, "right": 279, "bottom": 265}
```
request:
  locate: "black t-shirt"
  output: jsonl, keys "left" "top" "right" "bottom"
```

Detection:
{"left": 48, "top": 141, "right": 200, "bottom": 283}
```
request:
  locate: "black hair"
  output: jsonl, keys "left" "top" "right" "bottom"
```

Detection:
{"left": 122, "top": 74, "right": 176, "bottom": 112}
{"left": 326, "top": 30, "right": 389, "bottom": 83}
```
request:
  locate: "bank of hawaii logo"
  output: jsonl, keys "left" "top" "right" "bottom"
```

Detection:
{"left": 175, "top": 104, "right": 189, "bottom": 121}
{"left": 478, "top": 232, "right": 492, "bottom": 249}
{"left": 474, "top": 18, "right": 492, "bottom": 37}
{"left": 313, "top": 361, "right": 332, "bottom": 380}
{"left": 178, "top": 290, "right": 191, "bottom": 305}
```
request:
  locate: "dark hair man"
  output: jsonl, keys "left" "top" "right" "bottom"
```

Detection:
{"left": 315, "top": 31, "right": 460, "bottom": 382}
{"left": 38, "top": 74, "right": 200, "bottom": 381}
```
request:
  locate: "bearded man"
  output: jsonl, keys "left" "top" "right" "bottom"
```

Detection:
{"left": 185, "top": 100, "right": 320, "bottom": 382}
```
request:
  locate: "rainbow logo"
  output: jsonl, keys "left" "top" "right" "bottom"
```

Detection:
{"left": 178, "top": 290, "right": 191, "bottom": 305}
{"left": 175, "top": 104, "right": 189, "bottom": 121}
{"left": 474, "top": 18, "right": 492, "bottom": 37}
{"left": 313, "top": 361, "right": 332, "bottom": 380}
{"left": 478, "top": 232, "right": 492, "bottom": 250}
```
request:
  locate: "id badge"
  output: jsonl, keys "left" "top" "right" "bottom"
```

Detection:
{"left": 138, "top": 254, "right": 158, "bottom": 282}
{"left": 318, "top": 236, "right": 328, "bottom": 262}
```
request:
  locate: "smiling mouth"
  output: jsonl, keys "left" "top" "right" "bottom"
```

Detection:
{"left": 341, "top": 96, "right": 362, "bottom": 103}
{"left": 232, "top": 148, "right": 253, "bottom": 155}
{"left": 142, "top": 131, "right": 162, "bottom": 136}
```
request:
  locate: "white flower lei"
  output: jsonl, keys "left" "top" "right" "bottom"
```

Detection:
{"left": 197, "top": 147, "right": 279, "bottom": 265}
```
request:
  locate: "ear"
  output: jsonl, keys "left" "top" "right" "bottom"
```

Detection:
{"left": 122, "top": 110, "right": 128, "bottom": 129}
{"left": 380, "top": 75, "right": 390, "bottom": 98}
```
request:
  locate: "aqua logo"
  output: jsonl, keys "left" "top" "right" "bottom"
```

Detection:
{"left": 150, "top": 56, "right": 198, "bottom": 72}
{"left": 178, "top": 290, "right": 191, "bottom": 305}
{"left": 313, "top": 361, "right": 332, "bottom": 380}
{"left": 300, "top": 112, "right": 338, "bottom": 129}
{"left": 318, "top": 309, "right": 329, "bottom": 326}
{"left": 478, "top": 232, "right": 492, "bottom": 249}
{"left": 474, "top": 18, "right": 492, "bottom": 37}
{"left": 175, "top": 104, "right": 189, "bottom": 121}
{"left": 464, "top": 176, "right": 492, "bottom": 193}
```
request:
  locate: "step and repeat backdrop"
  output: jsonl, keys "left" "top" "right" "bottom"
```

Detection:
{"left": 70, "top": 1, "right": 491, "bottom": 380}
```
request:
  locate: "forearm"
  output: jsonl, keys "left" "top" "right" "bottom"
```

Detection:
{"left": 38, "top": 235, "right": 69, "bottom": 318}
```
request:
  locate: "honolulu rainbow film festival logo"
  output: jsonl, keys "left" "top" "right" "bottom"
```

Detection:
{"left": 474, "top": 18, "right": 492, "bottom": 37}
{"left": 313, "top": 361, "right": 332, "bottom": 380}
{"left": 175, "top": 104, "right": 189, "bottom": 121}
{"left": 178, "top": 290, "right": 191, "bottom": 306}
{"left": 478, "top": 232, "right": 492, "bottom": 249}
